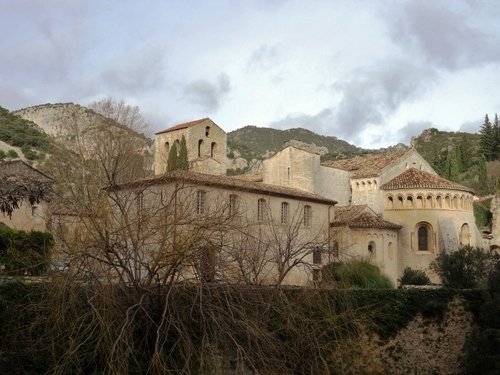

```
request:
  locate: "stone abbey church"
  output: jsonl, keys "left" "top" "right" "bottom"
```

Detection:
{"left": 120, "top": 117, "right": 483, "bottom": 286}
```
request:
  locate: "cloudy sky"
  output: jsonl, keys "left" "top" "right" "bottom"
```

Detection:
{"left": 1, "top": 0, "right": 500, "bottom": 148}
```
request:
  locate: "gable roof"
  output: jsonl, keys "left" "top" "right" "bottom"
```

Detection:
{"left": 331, "top": 205, "right": 402, "bottom": 229}
{"left": 155, "top": 118, "right": 210, "bottom": 135}
{"left": 380, "top": 168, "right": 475, "bottom": 194}
{"left": 0, "top": 159, "right": 52, "bottom": 182}
{"left": 322, "top": 151, "right": 408, "bottom": 178}
{"left": 106, "top": 170, "right": 337, "bottom": 205}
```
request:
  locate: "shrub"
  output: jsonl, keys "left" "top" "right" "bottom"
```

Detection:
{"left": 7, "top": 149, "right": 18, "bottom": 159}
{"left": 430, "top": 246, "right": 489, "bottom": 289}
{"left": 322, "top": 258, "right": 393, "bottom": 289}
{"left": 398, "top": 267, "right": 431, "bottom": 287}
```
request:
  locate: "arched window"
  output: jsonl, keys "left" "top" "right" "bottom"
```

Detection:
{"left": 313, "top": 247, "right": 322, "bottom": 265}
{"left": 205, "top": 126, "right": 211, "bottom": 137}
{"left": 407, "top": 195, "right": 414, "bottom": 208}
{"left": 368, "top": 241, "right": 376, "bottom": 258}
{"left": 460, "top": 223, "right": 471, "bottom": 246}
{"left": 397, "top": 196, "right": 404, "bottom": 209}
{"left": 387, "top": 196, "right": 394, "bottom": 209}
{"left": 426, "top": 195, "right": 433, "bottom": 208}
{"left": 416, "top": 195, "right": 424, "bottom": 208}
{"left": 196, "top": 190, "right": 206, "bottom": 215}
{"left": 175, "top": 139, "right": 180, "bottom": 155}
{"left": 281, "top": 202, "right": 290, "bottom": 224}
{"left": 303, "top": 205, "right": 312, "bottom": 226}
{"left": 436, "top": 195, "right": 443, "bottom": 208}
{"left": 445, "top": 195, "right": 451, "bottom": 208}
{"left": 211, "top": 142, "right": 216, "bottom": 157}
{"left": 198, "top": 139, "right": 204, "bottom": 157}
{"left": 452, "top": 196, "right": 458, "bottom": 209}
{"left": 257, "top": 199, "right": 266, "bottom": 222}
{"left": 164, "top": 142, "right": 170, "bottom": 154}
{"left": 388, "top": 242, "right": 394, "bottom": 260}
{"left": 415, "top": 222, "right": 433, "bottom": 252}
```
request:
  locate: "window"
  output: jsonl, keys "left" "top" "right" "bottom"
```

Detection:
{"left": 418, "top": 227, "right": 428, "bottom": 250}
{"left": 281, "top": 202, "right": 289, "bottom": 224}
{"left": 368, "top": 241, "right": 376, "bottom": 258}
{"left": 229, "top": 194, "right": 238, "bottom": 216}
{"left": 198, "top": 139, "right": 203, "bottom": 157}
{"left": 303, "top": 205, "right": 312, "bottom": 226}
{"left": 257, "top": 199, "right": 266, "bottom": 222}
{"left": 388, "top": 242, "right": 394, "bottom": 260}
{"left": 196, "top": 190, "right": 206, "bottom": 215}
{"left": 313, "top": 247, "right": 322, "bottom": 265}
{"left": 205, "top": 126, "right": 210, "bottom": 137}
{"left": 211, "top": 142, "right": 216, "bottom": 157}
{"left": 164, "top": 142, "right": 169, "bottom": 154}
{"left": 415, "top": 222, "right": 433, "bottom": 252}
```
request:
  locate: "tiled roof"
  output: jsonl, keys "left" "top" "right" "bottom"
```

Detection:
{"left": 231, "top": 173, "right": 263, "bottom": 182}
{"left": 106, "top": 170, "right": 337, "bottom": 205}
{"left": 331, "top": 205, "right": 402, "bottom": 229}
{"left": 380, "top": 168, "right": 475, "bottom": 194}
{"left": 155, "top": 118, "right": 210, "bottom": 135}
{"left": 322, "top": 151, "right": 407, "bottom": 178}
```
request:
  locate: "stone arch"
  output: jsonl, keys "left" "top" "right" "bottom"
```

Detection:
{"left": 397, "top": 195, "right": 404, "bottom": 209}
{"left": 174, "top": 139, "right": 180, "bottom": 154}
{"left": 387, "top": 195, "right": 394, "bottom": 209}
{"left": 460, "top": 223, "right": 471, "bottom": 246}
{"left": 406, "top": 195, "right": 414, "bottom": 208}
{"left": 416, "top": 195, "right": 424, "bottom": 208}
{"left": 452, "top": 195, "right": 458, "bottom": 209}
{"left": 445, "top": 195, "right": 451, "bottom": 209}
{"left": 436, "top": 195, "right": 443, "bottom": 208}
{"left": 426, "top": 194, "right": 434, "bottom": 208}
{"left": 373, "top": 180, "right": 377, "bottom": 189}
{"left": 164, "top": 141, "right": 170, "bottom": 154}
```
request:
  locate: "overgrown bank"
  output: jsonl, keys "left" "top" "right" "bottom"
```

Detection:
{"left": 0, "top": 284, "right": 489, "bottom": 374}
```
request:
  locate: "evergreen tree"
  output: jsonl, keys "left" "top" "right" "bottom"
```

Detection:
{"left": 178, "top": 135, "right": 189, "bottom": 171}
{"left": 494, "top": 113, "right": 500, "bottom": 158}
{"left": 479, "top": 114, "right": 495, "bottom": 161}
{"left": 166, "top": 143, "right": 178, "bottom": 172}
{"left": 444, "top": 150, "right": 459, "bottom": 182}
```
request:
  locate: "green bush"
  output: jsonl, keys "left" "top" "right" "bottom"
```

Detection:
{"left": 430, "top": 246, "right": 489, "bottom": 289}
{"left": 7, "top": 149, "right": 18, "bottom": 159}
{"left": 398, "top": 267, "right": 431, "bottom": 287}
{"left": 0, "top": 228, "right": 53, "bottom": 275}
{"left": 322, "top": 258, "right": 393, "bottom": 289}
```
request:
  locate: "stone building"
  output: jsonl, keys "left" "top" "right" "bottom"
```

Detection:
{"left": 142, "top": 118, "right": 484, "bottom": 285}
{"left": 154, "top": 118, "right": 227, "bottom": 175}
{"left": 0, "top": 160, "right": 52, "bottom": 232}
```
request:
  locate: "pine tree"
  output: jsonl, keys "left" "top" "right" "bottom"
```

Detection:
{"left": 178, "top": 135, "right": 189, "bottom": 171}
{"left": 166, "top": 143, "right": 178, "bottom": 172}
{"left": 494, "top": 113, "right": 500, "bottom": 159}
{"left": 479, "top": 114, "right": 495, "bottom": 161}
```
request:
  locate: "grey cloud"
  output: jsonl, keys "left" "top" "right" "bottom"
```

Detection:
{"left": 247, "top": 44, "right": 282, "bottom": 72}
{"left": 385, "top": 1, "right": 500, "bottom": 70}
{"left": 331, "top": 59, "right": 436, "bottom": 143}
{"left": 398, "top": 121, "right": 436, "bottom": 144}
{"left": 182, "top": 73, "right": 231, "bottom": 112}
{"left": 459, "top": 119, "right": 482, "bottom": 134}
{"left": 101, "top": 44, "right": 167, "bottom": 94}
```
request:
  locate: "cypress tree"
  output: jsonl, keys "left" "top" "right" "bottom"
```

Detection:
{"left": 166, "top": 143, "right": 178, "bottom": 172}
{"left": 479, "top": 114, "right": 495, "bottom": 161}
{"left": 178, "top": 135, "right": 189, "bottom": 171}
{"left": 494, "top": 113, "right": 500, "bottom": 158}
{"left": 478, "top": 153, "right": 488, "bottom": 195}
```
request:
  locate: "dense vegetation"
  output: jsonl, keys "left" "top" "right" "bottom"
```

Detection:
{"left": 0, "top": 106, "right": 54, "bottom": 161}
{"left": 0, "top": 228, "right": 53, "bottom": 275}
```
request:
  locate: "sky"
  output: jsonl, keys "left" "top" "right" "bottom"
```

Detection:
{"left": 2, "top": 0, "right": 500, "bottom": 149}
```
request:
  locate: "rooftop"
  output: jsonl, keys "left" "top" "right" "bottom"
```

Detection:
{"left": 155, "top": 118, "right": 210, "bottom": 135}
{"left": 331, "top": 205, "right": 402, "bottom": 229}
{"left": 322, "top": 151, "right": 407, "bottom": 178}
{"left": 380, "top": 168, "right": 475, "bottom": 194}
{"left": 106, "top": 170, "right": 337, "bottom": 205}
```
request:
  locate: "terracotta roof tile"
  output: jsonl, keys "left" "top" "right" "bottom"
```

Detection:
{"left": 231, "top": 173, "right": 263, "bottom": 182}
{"left": 322, "top": 151, "right": 407, "bottom": 178}
{"left": 155, "top": 118, "right": 210, "bottom": 135}
{"left": 106, "top": 170, "right": 337, "bottom": 205}
{"left": 380, "top": 168, "right": 475, "bottom": 194}
{"left": 331, "top": 205, "right": 402, "bottom": 229}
